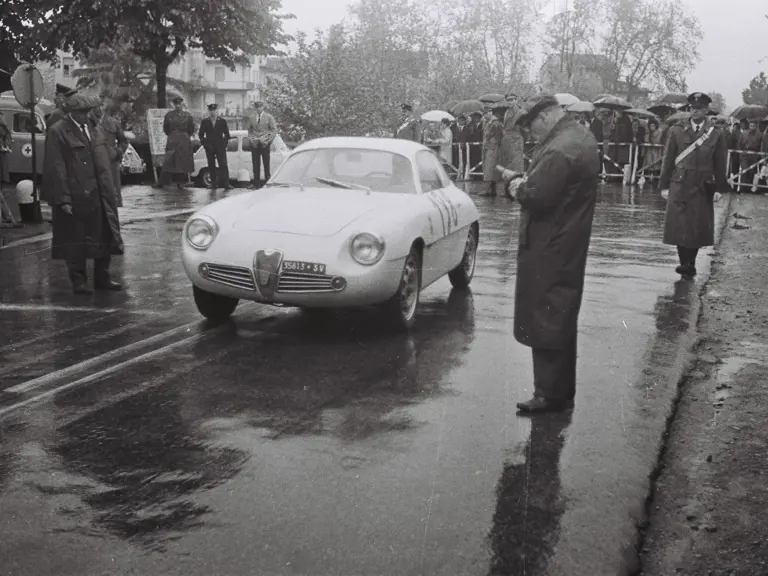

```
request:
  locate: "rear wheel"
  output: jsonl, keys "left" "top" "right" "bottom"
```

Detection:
{"left": 197, "top": 168, "right": 211, "bottom": 188}
{"left": 193, "top": 285, "right": 238, "bottom": 322}
{"left": 448, "top": 224, "right": 478, "bottom": 289}
{"left": 381, "top": 246, "right": 421, "bottom": 331}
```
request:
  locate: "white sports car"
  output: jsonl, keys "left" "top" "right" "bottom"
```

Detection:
{"left": 181, "top": 137, "right": 480, "bottom": 330}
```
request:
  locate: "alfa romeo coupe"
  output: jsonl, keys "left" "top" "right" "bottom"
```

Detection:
{"left": 181, "top": 137, "right": 480, "bottom": 330}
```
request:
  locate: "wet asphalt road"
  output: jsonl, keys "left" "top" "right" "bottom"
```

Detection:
{"left": 0, "top": 184, "right": 713, "bottom": 575}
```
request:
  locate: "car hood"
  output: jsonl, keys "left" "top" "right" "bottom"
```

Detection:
{"left": 231, "top": 188, "right": 405, "bottom": 237}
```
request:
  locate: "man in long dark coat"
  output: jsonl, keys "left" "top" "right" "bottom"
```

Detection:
{"left": 41, "top": 93, "right": 124, "bottom": 294}
{"left": 502, "top": 93, "right": 599, "bottom": 414}
{"left": 659, "top": 92, "right": 728, "bottom": 277}
{"left": 394, "top": 103, "right": 421, "bottom": 142}
{"left": 481, "top": 103, "right": 506, "bottom": 196}
{"left": 198, "top": 103, "right": 231, "bottom": 191}
{"left": 152, "top": 96, "right": 195, "bottom": 190}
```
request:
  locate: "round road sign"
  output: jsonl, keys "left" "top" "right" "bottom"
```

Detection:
{"left": 11, "top": 64, "right": 44, "bottom": 108}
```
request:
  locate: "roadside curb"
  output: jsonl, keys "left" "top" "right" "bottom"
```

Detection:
{"left": 628, "top": 192, "right": 734, "bottom": 576}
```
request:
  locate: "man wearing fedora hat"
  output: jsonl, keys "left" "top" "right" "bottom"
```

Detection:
{"left": 41, "top": 92, "right": 124, "bottom": 294}
{"left": 481, "top": 102, "right": 507, "bottom": 196}
{"left": 152, "top": 95, "right": 195, "bottom": 190}
{"left": 199, "top": 103, "right": 231, "bottom": 191}
{"left": 395, "top": 103, "right": 421, "bottom": 142}
{"left": 502, "top": 93, "right": 600, "bottom": 413}
{"left": 659, "top": 91, "right": 728, "bottom": 277}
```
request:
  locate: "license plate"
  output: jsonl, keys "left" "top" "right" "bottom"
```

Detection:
{"left": 282, "top": 260, "right": 326, "bottom": 274}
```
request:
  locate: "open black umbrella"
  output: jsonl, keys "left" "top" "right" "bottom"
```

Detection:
{"left": 664, "top": 111, "right": 691, "bottom": 124}
{"left": 626, "top": 108, "right": 660, "bottom": 121}
{"left": 657, "top": 92, "right": 688, "bottom": 105}
{"left": 478, "top": 93, "right": 504, "bottom": 104}
{"left": 730, "top": 104, "right": 768, "bottom": 121}
{"left": 593, "top": 95, "right": 632, "bottom": 110}
{"left": 452, "top": 99, "right": 485, "bottom": 115}
{"left": 647, "top": 103, "right": 677, "bottom": 116}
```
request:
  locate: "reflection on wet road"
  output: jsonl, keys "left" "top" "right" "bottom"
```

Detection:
{"left": 0, "top": 184, "right": 701, "bottom": 575}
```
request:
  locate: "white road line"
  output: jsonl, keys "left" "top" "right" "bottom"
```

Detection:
{"left": 6, "top": 322, "right": 201, "bottom": 394}
{"left": 0, "top": 333, "right": 203, "bottom": 418}
{"left": 0, "top": 303, "right": 120, "bottom": 313}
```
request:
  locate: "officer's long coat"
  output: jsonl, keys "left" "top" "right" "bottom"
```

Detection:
{"left": 42, "top": 117, "right": 124, "bottom": 261}
{"left": 395, "top": 117, "right": 421, "bottom": 142}
{"left": 162, "top": 109, "right": 195, "bottom": 174}
{"left": 659, "top": 118, "right": 728, "bottom": 248}
{"left": 482, "top": 117, "right": 504, "bottom": 182}
{"left": 500, "top": 107, "right": 525, "bottom": 173}
{"left": 513, "top": 117, "right": 599, "bottom": 350}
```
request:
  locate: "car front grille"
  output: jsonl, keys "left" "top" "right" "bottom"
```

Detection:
{"left": 204, "top": 263, "right": 256, "bottom": 291}
{"left": 277, "top": 271, "right": 338, "bottom": 293}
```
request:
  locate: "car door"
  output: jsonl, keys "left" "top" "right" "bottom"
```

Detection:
{"left": 226, "top": 136, "right": 240, "bottom": 181}
{"left": 415, "top": 150, "right": 458, "bottom": 284}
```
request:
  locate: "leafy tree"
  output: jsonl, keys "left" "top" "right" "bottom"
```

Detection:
{"left": 706, "top": 91, "right": 726, "bottom": 114}
{"left": 601, "top": 0, "right": 701, "bottom": 97}
{"left": 2, "top": 0, "right": 290, "bottom": 108}
{"left": 741, "top": 72, "right": 768, "bottom": 107}
{"left": 542, "top": 0, "right": 601, "bottom": 92}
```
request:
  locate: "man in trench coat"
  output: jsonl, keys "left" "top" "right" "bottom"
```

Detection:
{"left": 152, "top": 96, "right": 195, "bottom": 189}
{"left": 481, "top": 103, "right": 506, "bottom": 196}
{"left": 394, "top": 103, "right": 421, "bottom": 143}
{"left": 502, "top": 93, "right": 600, "bottom": 414}
{"left": 659, "top": 92, "right": 728, "bottom": 277}
{"left": 41, "top": 93, "right": 124, "bottom": 295}
{"left": 198, "top": 103, "right": 231, "bottom": 191}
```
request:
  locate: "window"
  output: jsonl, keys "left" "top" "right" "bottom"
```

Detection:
{"left": 242, "top": 137, "right": 251, "bottom": 152}
{"left": 63, "top": 65, "right": 71, "bottom": 76}
{"left": 227, "top": 137, "right": 239, "bottom": 152}
{"left": 13, "top": 113, "right": 43, "bottom": 134}
{"left": 215, "top": 66, "right": 225, "bottom": 82}
{"left": 62, "top": 58, "right": 74, "bottom": 76}
{"left": 215, "top": 93, "right": 225, "bottom": 107}
{"left": 415, "top": 151, "right": 444, "bottom": 193}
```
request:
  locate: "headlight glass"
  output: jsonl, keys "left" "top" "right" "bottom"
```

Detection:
{"left": 186, "top": 216, "right": 218, "bottom": 250}
{"left": 350, "top": 232, "right": 385, "bottom": 265}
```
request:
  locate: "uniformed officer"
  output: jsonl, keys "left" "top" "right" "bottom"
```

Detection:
{"left": 395, "top": 103, "right": 421, "bottom": 142}
{"left": 198, "top": 103, "right": 231, "bottom": 191}
{"left": 659, "top": 92, "right": 728, "bottom": 277}
{"left": 152, "top": 96, "right": 195, "bottom": 190}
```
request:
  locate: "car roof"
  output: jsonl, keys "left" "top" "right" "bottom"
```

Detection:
{"left": 292, "top": 137, "right": 431, "bottom": 156}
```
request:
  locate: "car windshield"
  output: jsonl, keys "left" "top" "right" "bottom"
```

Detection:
{"left": 269, "top": 148, "right": 417, "bottom": 194}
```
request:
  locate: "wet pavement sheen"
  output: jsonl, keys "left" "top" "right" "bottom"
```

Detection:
{"left": 0, "top": 184, "right": 706, "bottom": 575}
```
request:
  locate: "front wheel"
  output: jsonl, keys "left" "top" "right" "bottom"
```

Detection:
{"left": 193, "top": 285, "right": 238, "bottom": 322}
{"left": 380, "top": 246, "right": 421, "bottom": 331}
{"left": 448, "top": 224, "right": 478, "bottom": 289}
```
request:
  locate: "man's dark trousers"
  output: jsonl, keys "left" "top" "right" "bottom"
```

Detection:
{"left": 205, "top": 146, "right": 228, "bottom": 188}
{"left": 531, "top": 333, "right": 577, "bottom": 401}
{"left": 251, "top": 142, "right": 270, "bottom": 183}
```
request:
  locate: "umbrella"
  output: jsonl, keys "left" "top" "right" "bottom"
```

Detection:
{"left": 443, "top": 100, "right": 460, "bottom": 114}
{"left": 421, "top": 109, "right": 455, "bottom": 123}
{"left": 567, "top": 101, "right": 595, "bottom": 113}
{"left": 730, "top": 104, "right": 768, "bottom": 121}
{"left": 555, "top": 93, "right": 580, "bottom": 106}
{"left": 478, "top": 93, "right": 504, "bottom": 104}
{"left": 593, "top": 95, "right": 632, "bottom": 110}
{"left": 625, "top": 108, "right": 660, "bottom": 121}
{"left": 451, "top": 99, "right": 485, "bottom": 115}
{"left": 647, "top": 103, "right": 677, "bottom": 116}
{"left": 664, "top": 111, "right": 691, "bottom": 124}
{"left": 657, "top": 92, "right": 688, "bottom": 105}
{"left": 593, "top": 94, "right": 613, "bottom": 102}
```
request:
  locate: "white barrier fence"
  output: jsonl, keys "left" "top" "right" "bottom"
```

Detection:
{"left": 727, "top": 150, "right": 768, "bottom": 192}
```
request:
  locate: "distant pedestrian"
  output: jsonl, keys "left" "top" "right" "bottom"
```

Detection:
{"left": 152, "top": 96, "right": 195, "bottom": 190}
{"left": 467, "top": 111, "right": 484, "bottom": 180}
{"left": 99, "top": 100, "right": 128, "bottom": 207}
{"left": 659, "top": 92, "right": 728, "bottom": 277}
{"left": 502, "top": 93, "right": 600, "bottom": 414}
{"left": 246, "top": 101, "right": 277, "bottom": 188}
{"left": 198, "top": 103, "right": 231, "bottom": 191}
{"left": 394, "top": 103, "right": 421, "bottom": 143}
{"left": 41, "top": 93, "right": 124, "bottom": 295}
{"left": 500, "top": 100, "right": 525, "bottom": 176}
{"left": 425, "top": 118, "right": 453, "bottom": 165}
{"left": 480, "top": 103, "right": 506, "bottom": 196}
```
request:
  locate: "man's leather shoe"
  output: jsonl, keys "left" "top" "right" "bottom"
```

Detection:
{"left": 73, "top": 283, "right": 94, "bottom": 295}
{"left": 516, "top": 396, "right": 574, "bottom": 414}
{"left": 94, "top": 280, "right": 123, "bottom": 291}
{"left": 675, "top": 264, "right": 696, "bottom": 276}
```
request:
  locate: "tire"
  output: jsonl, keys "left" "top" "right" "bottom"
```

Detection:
{"left": 197, "top": 168, "right": 211, "bottom": 188}
{"left": 193, "top": 285, "right": 238, "bottom": 322}
{"left": 381, "top": 246, "right": 421, "bottom": 331}
{"left": 448, "top": 223, "right": 478, "bottom": 289}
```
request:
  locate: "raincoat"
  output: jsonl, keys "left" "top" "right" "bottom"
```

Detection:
{"left": 500, "top": 106, "right": 525, "bottom": 173}
{"left": 161, "top": 109, "right": 195, "bottom": 174}
{"left": 513, "top": 117, "right": 600, "bottom": 350}
{"left": 659, "top": 118, "right": 728, "bottom": 248}
{"left": 42, "top": 117, "right": 124, "bottom": 262}
{"left": 482, "top": 117, "right": 504, "bottom": 182}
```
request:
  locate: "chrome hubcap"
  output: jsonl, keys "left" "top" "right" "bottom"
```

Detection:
{"left": 464, "top": 229, "right": 477, "bottom": 276}
{"left": 400, "top": 257, "right": 419, "bottom": 320}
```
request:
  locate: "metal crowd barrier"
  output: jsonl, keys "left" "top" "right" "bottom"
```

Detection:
{"left": 631, "top": 142, "right": 664, "bottom": 184}
{"left": 727, "top": 150, "right": 768, "bottom": 192}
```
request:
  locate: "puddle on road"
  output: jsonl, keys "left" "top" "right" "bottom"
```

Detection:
{"left": 712, "top": 341, "right": 768, "bottom": 404}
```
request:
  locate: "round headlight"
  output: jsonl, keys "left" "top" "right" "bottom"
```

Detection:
{"left": 350, "top": 232, "right": 385, "bottom": 265}
{"left": 186, "top": 216, "right": 218, "bottom": 250}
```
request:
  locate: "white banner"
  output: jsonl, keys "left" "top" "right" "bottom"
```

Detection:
{"left": 146, "top": 108, "right": 172, "bottom": 157}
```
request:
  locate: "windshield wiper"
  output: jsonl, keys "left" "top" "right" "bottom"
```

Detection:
{"left": 315, "top": 177, "right": 371, "bottom": 193}
{"left": 264, "top": 181, "right": 305, "bottom": 191}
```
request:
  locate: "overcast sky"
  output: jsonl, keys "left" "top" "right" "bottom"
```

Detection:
{"left": 280, "top": 0, "right": 767, "bottom": 109}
